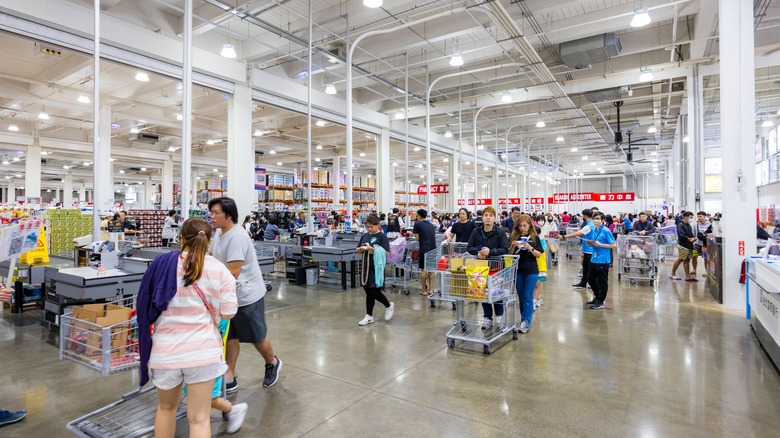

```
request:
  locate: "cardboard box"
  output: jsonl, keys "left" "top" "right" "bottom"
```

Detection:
{"left": 70, "top": 303, "right": 132, "bottom": 358}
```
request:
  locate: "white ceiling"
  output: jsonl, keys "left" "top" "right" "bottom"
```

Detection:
{"left": 0, "top": 0, "right": 778, "bottom": 189}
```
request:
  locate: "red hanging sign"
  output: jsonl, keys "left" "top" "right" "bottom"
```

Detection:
{"left": 553, "top": 192, "right": 635, "bottom": 202}
{"left": 417, "top": 184, "right": 449, "bottom": 194}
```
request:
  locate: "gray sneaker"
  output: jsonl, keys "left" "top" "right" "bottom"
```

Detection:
{"left": 263, "top": 356, "right": 283, "bottom": 387}
{"left": 519, "top": 320, "right": 529, "bottom": 334}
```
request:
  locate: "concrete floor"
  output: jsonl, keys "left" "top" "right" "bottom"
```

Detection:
{"left": 2, "top": 255, "right": 780, "bottom": 437}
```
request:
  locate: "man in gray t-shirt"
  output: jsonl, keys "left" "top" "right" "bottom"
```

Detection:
{"left": 209, "top": 197, "right": 282, "bottom": 390}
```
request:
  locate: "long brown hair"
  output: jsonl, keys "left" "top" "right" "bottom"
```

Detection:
{"left": 180, "top": 218, "right": 212, "bottom": 287}
{"left": 509, "top": 214, "right": 538, "bottom": 246}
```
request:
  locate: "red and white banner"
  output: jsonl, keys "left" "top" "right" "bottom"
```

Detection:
{"left": 553, "top": 192, "right": 635, "bottom": 202}
{"left": 528, "top": 197, "right": 554, "bottom": 205}
{"left": 417, "top": 184, "right": 449, "bottom": 194}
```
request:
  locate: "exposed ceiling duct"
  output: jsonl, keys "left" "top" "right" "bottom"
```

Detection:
{"left": 560, "top": 34, "right": 622, "bottom": 70}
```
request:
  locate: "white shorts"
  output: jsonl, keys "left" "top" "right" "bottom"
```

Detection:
{"left": 151, "top": 362, "right": 227, "bottom": 390}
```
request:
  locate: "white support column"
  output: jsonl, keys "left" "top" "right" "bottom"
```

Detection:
{"left": 687, "top": 66, "right": 704, "bottom": 211}
{"left": 25, "top": 138, "right": 42, "bottom": 199}
{"left": 377, "top": 128, "right": 392, "bottom": 213}
{"left": 63, "top": 173, "right": 73, "bottom": 207}
{"left": 227, "top": 84, "right": 254, "bottom": 217}
{"left": 719, "top": 0, "right": 756, "bottom": 311}
{"left": 162, "top": 159, "right": 174, "bottom": 209}
{"left": 448, "top": 154, "right": 457, "bottom": 212}
{"left": 94, "top": 105, "right": 112, "bottom": 214}
{"left": 491, "top": 167, "right": 499, "bottom": 209}
{"left": 79, "top": 185, "right": 86, "bottom": 204}
{"left": 333, "top": 156, "right": 341, "bottom": 207}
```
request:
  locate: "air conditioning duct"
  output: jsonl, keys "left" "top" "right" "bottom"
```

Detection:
{"left": 560, "top": 34, "right": 622, "bottom": 70}
{"left": 129, "top": 132, "right": 159, "bottom": 143}
{"left": 584, "top": 88, "right": 621, "bottom": 103}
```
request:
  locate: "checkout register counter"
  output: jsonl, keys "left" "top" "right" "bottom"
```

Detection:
{"left": 746, "top": 254, "right": 780, "bottom": 369}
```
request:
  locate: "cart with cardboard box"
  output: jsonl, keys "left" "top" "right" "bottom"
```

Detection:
{"left": 426, "top": 250, "right": 518, "bottom": 354}
{"left": 616, "top": 233, "right": 659, "bottom": 285}
{"left": 424, "top": 241, "right": 468, "bottom": 308}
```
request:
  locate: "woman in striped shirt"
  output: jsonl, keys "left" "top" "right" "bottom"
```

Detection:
{"left": 150, "top": 218, "right": 238, "bottom": 438}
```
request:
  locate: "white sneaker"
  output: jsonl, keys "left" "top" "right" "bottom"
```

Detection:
{"left": 384, "top": 302, "right": 395, "bottom": 321}
{"left": 358, "top": 315, "right": 375, "bottom": 326}
{"left": 519, "top": 320, "right": 529, "bottom": 334}
{"left": 226, "top": 402, "right": 248, "bottom": 434}
{"left": 481, "top": 319, "right": 493, "bottom": 330}
{"left": 496, "top": 315, "right": 503, "bottom": 326}
{"left": 534, "top": 298, "right": 544, "bottom": 309}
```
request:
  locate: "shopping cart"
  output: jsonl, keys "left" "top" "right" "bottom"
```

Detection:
{"left": 657, "top": 226, "right": 678, "bottom": 261}
{"left": 546, "top": 230, "right": 560, "bottom": 267}
{"left": 386, "top": 236, "right": 411, "bottom": 295}
{"left": 565, "top": 224, "right": 583, "bottom": 260}
{"left": 616, "top": 234, "right": 659, "bottom": 285}
{"left": 425, "top": 242, "right": 469, "bottom": 309}
{"left": 434, "top": 254, "right": 519, "bottom": 354}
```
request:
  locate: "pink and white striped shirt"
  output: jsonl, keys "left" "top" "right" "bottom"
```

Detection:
{"left": 149, "top": 254, "right": 238, "bottom": 369}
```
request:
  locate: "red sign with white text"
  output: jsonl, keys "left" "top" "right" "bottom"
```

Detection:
{"left": 738, "top": 241, "right": 745, "bottom": 256}
{"left": 417, "top": 184, "right": 449, "bottom": 195}
{"left": 553, "top": 192, "right": 635, "bottom": 202}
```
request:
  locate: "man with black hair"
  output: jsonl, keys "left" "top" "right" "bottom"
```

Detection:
{"left": 501, "top": 206, "right": 521, "bottom": 234}
{"left": 387, "top": 207, "right": 401, "bottom": 236}
{"left": 632, "top": 212, "right": 656, "bottom": 235}
{"left": 413, "top": 209, "right": 437, "bottom": 295}
{"left": 692, "top": 211, "right": 712, "bottom": 278}
{"left": 670, "top": 211, "right": 697, "bottom": 281}
{"left": 564, "top": 209, "right": 595, "bottom": 289}
{"left": 474, "top": 209, "right": 484, "bottom": 227}
{"left": 208, "top": 197, "right": 283, "bottom": 391}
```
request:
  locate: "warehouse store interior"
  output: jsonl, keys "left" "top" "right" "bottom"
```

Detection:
{"left": 1, "top": 0, "right": 780, "bottom": 436}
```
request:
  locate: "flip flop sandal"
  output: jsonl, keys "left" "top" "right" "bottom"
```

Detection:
{"left": 669, "top": 276, "right": 681, "bottom": 280}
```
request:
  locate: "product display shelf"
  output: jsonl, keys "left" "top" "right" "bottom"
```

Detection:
{"left": 127, "top": 210, "right": 167, "bottom": 248}
{"left": 46, "top": 208, "right": 93, "bottom": 255}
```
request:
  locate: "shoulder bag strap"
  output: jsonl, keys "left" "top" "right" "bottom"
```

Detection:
{"left": 191, "top": 281, "right": 222, "bottom": 339}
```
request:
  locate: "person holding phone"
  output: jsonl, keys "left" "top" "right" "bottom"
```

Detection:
{"left": 583, "top": 212, "right": 617, "bottom": 310}
{"left": 508, "top": 215, "right": 544, "bottom": 333}
{"left": 356, "top": 215, "right": 393, "bottom": 326}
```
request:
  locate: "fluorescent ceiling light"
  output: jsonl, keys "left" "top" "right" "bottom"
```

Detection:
{"left": 130, "top": 126, "right": 140, "bottom": 134}
{"left": 175, "top": 114, "right": 183, "bottom": 121}
{"left": 600, "top": 170, "right": 606, "bottom": 174}
{"left": 269, "top": 150, "right": 276, "bottom": 155}
{"left": 483, "top": 166, "right": 489, "bottom": 171}
{"left": 536, "top": 119, "right": 545, "bottom": 128}
{"left": 315, "top": 157, "right": 321, "bottom": 162}
{"left": 556, "top": 136, "right": 564, "bottom": 142}
{"left": 639, "top": 68, "right": 654, "bottom": 82}
{"left": 359, "top": 152, "right": 366, "bottom": 157}
{"left": 762, "top": 120, "right": 774, "bottom": 127}
{"left": 654, "top": 172, "right": 660, "bottom": 176}
{"left": 363, "top": 0, "right": 382, "bottom": 7}
{"left": 324, "top": 84, "right": 337, "bottom": 95}
{"left": 647, "top": 126, "right": 658, "bottom": 134}
{"left": 8, "top": 124, "right": 18, "bottom": 132}
{"left": 631, "top": 8, "right": 651, "bottom": 28}
{"left": 77, "top": 94, "right": 90, "bottom": 104}
{"left": 83, "top": 162, "right": 91, "bottom": 166}
{"left": 590, "top": 162, "right": 596, "bottom": 166}
{"left": 38, "top": 112, "right": 50, "bottom": 120}
{"left": 119, "top": 169, "right": 125, "bottom": 173}
{"left": 465, "top": 161, "right": 471, "bottom": 165}
{"left": 444, "top": 130, "right": 452, "bottom": 138}
{"left": 683, "top": 135, "right": 689, "bottom": 143}
{"left": 220, "top": 43, "right": 237, "bottom": 59}
{"left": 213, "top": 168, "right": 218, "bottom": 172}
{"left": 443, "top": 157, "right": 449, "bottom": 162}
{"left": 135, "top": 71, "right": 150, "bottom": 82}
{"left": 277, "top": 162, "right": 283, "bottom": 166}
{"left": 414, "top": 147, "right": 421, "bottom": 152}
{"left": 254, "top": 129, "right": 263, "bottom": 136}
{"left": 316, "top": 144, "right": 322, "bottom": 150}
{"left": 417, "top": 164, "right": 423, "bottom": 168}
{"left": 316, "top": 120, "right": 326, "bottom": 127}
{"left": 449, "top": 51, "right": 464, "bottom": 67}
{"left": 571, "top": 147, "right": 578, "bottom": 152}
{"left": 313, "top": 167, "right": 319, "bottom": 171}
{"left": 582, "top": 156, "right": 589, "bottom": 160}
{"left": 140, "top": 167, "right": 146, "bottom": 171}
{"left": 394, "top": 109, "right": 405, "bottom": 120}
{"left": 501, "top": 91, "right": 512, "bottom": 103}
{"left": 392, "top": 162, "right": 398, "bottom": 167}
{"left": 207, "top": 139, "right": 215, "bottom": 145}
{"left": 650, "top": 151, "right": 658, "bottom": 156}
{"left": 168, "top": 146, "right": 176, "bottom": 151}
{"left": 1, "top": 160, "right": 8, "bottom": 165}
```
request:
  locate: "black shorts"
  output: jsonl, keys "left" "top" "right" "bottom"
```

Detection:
{"left": 419, "top": 247, "right": 435, "bottom": 270}
{"left": 227, "top": 298, "right": 268, "bottom": 344}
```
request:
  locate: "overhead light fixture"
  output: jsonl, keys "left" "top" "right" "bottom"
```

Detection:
{"left": 443, "top": 157, "right": 449, "bottom": 162}
{"left": 220, "top": 43, "right": 237, "bottom": 59}
{"left": 1, "top": 160, "right": 8, "bottom": 165}
{"left": 650, "top": 151, "right": 658, "bottom": 156}
{"left": 168, "top": 146, "right": 176, "bottom": 151}
{"left": 109, "top": 157, "right": 115, "bottom": 161}
{"left": 483, "top": 166, "right": 489, "bottom": 171}
{"left": 445, "top": 130, "right": 452, "bottom": 138}
{"left": 571, "top": 147, "right": 578, "bottom": 152}
{"left": 556, "top": 136, "right": 564, "bottom": 142}
{"left": 631, "top": 8, "right": 651, "bottom": 28}
{"left": 63, "top": 165, "right": 71, "bottom": 170}
{"left": 536, "top": 119, "right": 545, "bottom": 128}
{"left": 392, "top": 162, "right": 398, "bottom": 167}
{"left": 477, "top": 143, "right": 484, "bottom": 150}
{"left": 316, "top": 120, "right": 326, "bottom": 127}
{"left": 269, "top": 150, "right": 276, "bottom": 155}
{"left": 219, "top": 174, "right": 225, "bottom": 178}
{"left": 449, "top": 51, "right": 464, "bottom": 67}
{"left": 83, "top": 162, "right": 91, "bottom": 166}
{"left": 38, "top": 111, "right": 50, "bottom": 120}
{"left": 313, "top": 167, "right": 319, "bottom": 171}
{"left": 324, "top": 84, "right": 337, "bottom": 95}
{"left": 254, "top": 129, "right": 263, "bottom": 136}
{"left": 647, "top": 126, "right": 658, "bottom": 134}
{"left": 639, "top": 68, "right": 654, "bottom": 82}
{"left": 8, "top": 124, "right": 18, "bottom": 132}
{"left": 465, "top": 161, "right": 471, "bottom": 165}
{"left": 501, "top": 91, "right": 512, "bottom": 103}
{"left": 590, "top": 162, "right": 596, "bottom": 166}
{"left": 213, "top": 168, "right": 218, "bottom": 172}
{"left": 140, "top": 167, "right": 147, "bottom": 171}
{"left": 315, "top": 157, "right": 321, "bottom": 162}
{"left": 135, "top": 71, "right": 150, "bottom": 82}
{"left": 119, "top": 169, "right": 125, "bottom": 173}
{"left": 77, "top": 94, "right": 90, "bottom": 104}
{"left": 363, "top": 0, "right": 382, "bottom": 8}
{"left": 394, "top": 109, "right": 405, "bottom": 120}
{"left": 316, "top": 144, "right": 323, "bottom": 150}
{"left": 277, "top": 161, "right": 283, "bottom": 166}
{"left": 683, "top": 135, "right": 689, "bottom": 143}
{"left": 416, "top": 164, "right": 423, "bottom": 168}
{"left": 762, "top": 120, "right": 774, "bottom": 127}
{"left": 600, "top": 169, "right": 606, "bottom": 174}
{"left": 414, "top": 147, "right": 421, "bottom": 152}
{"left": 175, "top": 114, "right": 183, "bottom": 121}
{"left": 582, "top": 156, "right": 589, "bottom": 160}
{"left": 359, "top": 152, "right": 366, "bottom": 157}
{"left": 206, "top": 139, "right": 215, "bottom": 145}
{"left": 130, "top": 126, "right": 140, "bottom": 134}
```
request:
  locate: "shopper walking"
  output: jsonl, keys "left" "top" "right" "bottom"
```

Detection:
{"left": 0, "top": 285, "right": 27, "bottom": 428}
{"left": 508, "top": 215, "right": 544, "bottom": 333}
{"left": 449, "top": 208, "right": 476, "bottom": 243}
{"left": 583, "top": 212, "right": 616, "bottom": 310}
{"left": 161, "top": 210, "right": 178, "bottom": 247}
{"left": 467, "top": 206, "right": 509, "bottom": 329}
{"left": 564, "top": 209, "right": 595, "bottom": 289}
{"left": 670, "top": 211, "right": 697, "bottom": 281}
{"left": 692, "top": 211, "right": 712, "bottom": 278}
{"left": 414, "top": 208, "right": 437, "bottom": 296}
{"left": 208, "top": 197, "right": 283, "bottom": 392}
{"left": 138, "top": 217, "right": 241, "bottom": 438}
{"left": 356, "top": 215, "right": 393, "bottom": 326}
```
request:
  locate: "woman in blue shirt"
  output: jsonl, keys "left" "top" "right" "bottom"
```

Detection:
{"left": 583, "top": 212, "right": 616, "bottom": 310}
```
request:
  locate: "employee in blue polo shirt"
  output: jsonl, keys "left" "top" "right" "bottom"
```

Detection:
{"left": 583, "top": 212, "right": 616, "bottom": 310}
{"left": 564, "top": 209, "right": 595, "bottom": 289}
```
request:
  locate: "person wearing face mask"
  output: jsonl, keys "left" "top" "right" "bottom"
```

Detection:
{"left": 670, "top": 211, "right": 697, "bottom": 281}
{"left": 582, "top": 212, "right": 616, "bottom": 309}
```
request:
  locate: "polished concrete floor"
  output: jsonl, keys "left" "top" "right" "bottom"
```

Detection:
{"left": 2, "top": 254, "right": 780, "bottom": 437}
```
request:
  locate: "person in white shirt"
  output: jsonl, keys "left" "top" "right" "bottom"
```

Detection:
{"left": 161, "top": 210, "right": 178, "bottom": 247}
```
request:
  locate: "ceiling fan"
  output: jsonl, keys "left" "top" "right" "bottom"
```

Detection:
{"left": 611, "top": 101, "right": 659, "bottom": 164}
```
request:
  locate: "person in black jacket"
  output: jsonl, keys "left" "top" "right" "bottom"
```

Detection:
{"left": 449, "top": 208, "right": 476, "bottom": 243}
{"left": 414, "top": 209, "right": 437, "bottom": 296}
{"left": 671, "top": 211, "right": 697, "bottom": 281}
{"left": 632, "top": 212, "right": 656, "bottom": 235}
{"left": 467, "top": 206, "right": 509, "bottom": 329}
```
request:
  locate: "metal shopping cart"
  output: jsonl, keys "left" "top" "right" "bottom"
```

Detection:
{"left": 546, "top": 230, "right": 561, "bottom": 267}
{"left": 565, "top": 224, "right": 583, "bottom": 260}
{"left": 425, "top": 242, "right": 469, "bottom": 309}
{"left": 616, "top": 234, "right": 660, "bottom": 285}
{"left": 386, "top": 236, "right": 411, "bottom": 295}
{"left": 657, "top": 226, "right": 678, "bottom": 261}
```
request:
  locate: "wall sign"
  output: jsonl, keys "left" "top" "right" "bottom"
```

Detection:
{"left": 417, "top": 184, "right": 449, "bottom": 194}
{"left": 552, "top": 192, "right": 635, "bottom": 202}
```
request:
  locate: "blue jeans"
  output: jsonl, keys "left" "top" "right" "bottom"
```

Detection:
{"left": 482, "top": 301, "right": 504, "bottom": 319}
{"left": 516, "top": 273, "right": 539, "bottom": 325}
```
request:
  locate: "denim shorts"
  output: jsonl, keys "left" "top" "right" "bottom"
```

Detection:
{"left": 151, "top": 362, "right": 227, "bottom": 390}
